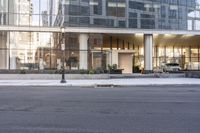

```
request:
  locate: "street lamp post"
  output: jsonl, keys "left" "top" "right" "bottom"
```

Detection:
{"left": 60, "top": 27, "right": 66, "bottom": 83}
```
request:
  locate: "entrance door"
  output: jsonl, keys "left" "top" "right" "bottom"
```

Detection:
{"left": 118, "top": 53, "right": 133, "bottom": 73}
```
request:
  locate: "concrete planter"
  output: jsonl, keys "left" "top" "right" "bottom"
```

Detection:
{"left": 0, "top": 74, "right": 110, "bottom": 80}
{"left": 185, "top": 71, "right": 200, "bottom": 78}
{"left": 109, "top": 69, "right": 123, "bottom": 74}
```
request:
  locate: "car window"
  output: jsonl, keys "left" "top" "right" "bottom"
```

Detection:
{"left": 173, "top": 64, "right": 179, "bottom": 66}
{"left": 166, "top": 63, "right": 179, "bottom": 66}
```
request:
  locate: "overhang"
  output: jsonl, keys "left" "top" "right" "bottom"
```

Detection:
{"left": 0, "top": 26, "right": 200, "bottom": 35}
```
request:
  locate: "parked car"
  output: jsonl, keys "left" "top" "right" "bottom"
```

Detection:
{"left": 163, "top": 63, "right": 181, "bottom": 72}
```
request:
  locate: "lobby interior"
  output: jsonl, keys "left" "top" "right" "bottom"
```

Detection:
{"left": 0, "top": 31, "right": 200, "bottom": 73}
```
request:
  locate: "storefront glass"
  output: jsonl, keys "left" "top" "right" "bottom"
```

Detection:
{"left": 1, "top": 32, "right": 200, "bottom": 71}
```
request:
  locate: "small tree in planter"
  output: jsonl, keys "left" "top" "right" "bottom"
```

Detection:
{"left": 88, "top": 69, "right": 96, "bottom": 74}
{"left": 108, "top": 64, "right": 123, "bottom": 74}
{"left": 133, "top": 66, "right": 140, "bottom": 73}
{"left": 19, "top": 69, "right": 26, "bottom": 74}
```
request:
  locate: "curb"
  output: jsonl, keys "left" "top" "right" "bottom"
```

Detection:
{"left": 0, "top": 84, "right": 200, "bottom": 87}
{"left": 0, "top": 78, "right": 200, "bottom": 87}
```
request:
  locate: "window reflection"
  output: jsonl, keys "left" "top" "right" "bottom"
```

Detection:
{"left": 0, "top": 0, "right": 200, "bottom": 30}
{"left": 1, "top": 31, "right": 200, "bottom": 71}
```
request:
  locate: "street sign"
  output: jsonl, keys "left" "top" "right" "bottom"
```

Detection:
{"left": 61, "top": 43, "right": 65, "bottom": 51}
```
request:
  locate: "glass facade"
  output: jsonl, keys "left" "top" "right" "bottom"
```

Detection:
{"left": 0, "top": 0, "right": 200, "bottom": 72}
{"left": 104, "top": 34, "right": 200, "bottom": 71}
{"left": 0, "top": 0, "right": 200, "bottom": 30}
{"left": 0, "top": 31, "right": 110, "bottom": 71}
{"left": 0, "top": 31, "right": 200, "bottom": 71}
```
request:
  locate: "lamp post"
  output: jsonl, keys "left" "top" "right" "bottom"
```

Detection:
{"left": 60, "top": 27, "right": 66, "bottom": 83}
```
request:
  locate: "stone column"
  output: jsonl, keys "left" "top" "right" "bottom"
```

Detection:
{"left": 79, "top": 33, "right": 89, "bottom": 69}
{"left": 185, "top": 47, "right": 191, "bottom": 69}
{"left": 0, "top": 32, "right": 8, "bottom": 69}
{"left": 144, "top": 34, "right": 153, "bottom": 73}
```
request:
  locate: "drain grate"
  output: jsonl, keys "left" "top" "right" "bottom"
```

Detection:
{"left": 94, "top": 84, "right": 114, "bottom": 88}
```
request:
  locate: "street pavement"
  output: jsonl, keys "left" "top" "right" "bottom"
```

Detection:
{"left": 0, "top": 86, "right": 200, "bottom": 133}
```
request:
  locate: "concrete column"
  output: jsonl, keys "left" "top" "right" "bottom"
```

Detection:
{"left": 10, "top": 56, "right": 17, "bottom": 70}
{"left": 144, "top": 34, "right": 153, "bottom": 73}
{"left": 79, "top": 33, "right": 89, "bottom": 69}
{"left": 185, "top": 47, "right": 191, "bottom": 69}
{"left": 0, "top": 32, "right": 8, "bottom": 69}
{"left": 185, "top": 47, "right": 191, "bottom": 62}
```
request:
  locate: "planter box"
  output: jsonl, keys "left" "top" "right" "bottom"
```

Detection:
{"left": 0, "top": 74, "right": 110, "bottom": 80}
{"left": 185, "top": 71, "right": 200, "bottom": 78}
{"left": 109, "top": 69, "right": 123, "bottom": 74}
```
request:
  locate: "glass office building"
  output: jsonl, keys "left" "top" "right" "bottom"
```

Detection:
{"left": 0, "top": 0, "right": 200, "bottom": 73}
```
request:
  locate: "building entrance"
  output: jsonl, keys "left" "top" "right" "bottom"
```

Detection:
{"left": 118, "top": 53, "right": 133, "bottom": 73}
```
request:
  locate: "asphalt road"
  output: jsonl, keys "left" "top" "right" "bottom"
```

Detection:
{"left": 0, "top": 85, "right": 200, "bottom": 133}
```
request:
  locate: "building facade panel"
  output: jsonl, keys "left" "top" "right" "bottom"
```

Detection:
{"left": 0, "top": 0, "right": 199, "bottom": 31}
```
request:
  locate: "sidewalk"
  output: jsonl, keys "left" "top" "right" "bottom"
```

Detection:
{"left": 0, "top": 78, "right": 200, "bottom": 87}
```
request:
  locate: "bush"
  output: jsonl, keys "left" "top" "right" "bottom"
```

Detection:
{"left": 54, "top": 68, "right": 63, "bottom": 74}
{"left": 133, "top": 66, "right": 140, "bottom": 73}
{"left": 95, "top": 68, "right": 104, "bottom": 74}
{"left": 48, "top": 70, "right": 55, "bottom": 74}
{"left": 80, "top": 69, "right": 88, "bottom": 74}
{"left": 108, "top": 64, "right": 118, "bottom": 70}
{"left": 20, "top": 69, "right": 26, "bottom": 74}
{"left": 88, "top": 69, "right": 96, "bottom": 74}
{"left": 112, "top": 64, "right": 117, "bottom": 70}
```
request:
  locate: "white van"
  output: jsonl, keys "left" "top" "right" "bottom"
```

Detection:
{"left": 163, "top": 63, "right": 181, "bottom": 72}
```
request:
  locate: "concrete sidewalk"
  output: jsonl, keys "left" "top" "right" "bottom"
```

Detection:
{"left": 0, "top": 78, "right": 200, "bottom": 87}
{"left": 0, "top": 73, "right": 185, "bottom": 80}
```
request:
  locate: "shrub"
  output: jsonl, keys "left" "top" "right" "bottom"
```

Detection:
{"left": 88, "top": 69, "right": 96, "bottom": 74}
{"left": 20, "top": 69, "right": 26, "bottom": 74}
{"left": 108, "top": 64, "right": 118, "bottom": 70}
{"left": 133, "top": 66, "right": 140, "bottom": 73}
{"left": 80, "top": 69, "right": 88, "bottom": 74}
{"left": 95, "top": 68, "right": 104, "bottom": 74}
